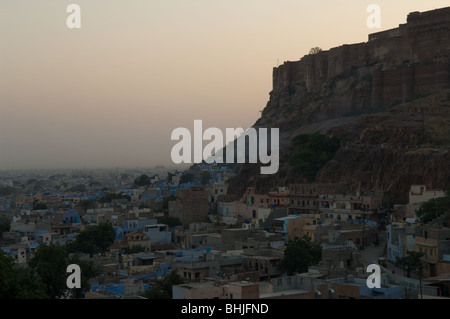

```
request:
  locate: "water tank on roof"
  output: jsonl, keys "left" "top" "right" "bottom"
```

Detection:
{"left": 206, "top": 246, "right": 211, "bottom": 253}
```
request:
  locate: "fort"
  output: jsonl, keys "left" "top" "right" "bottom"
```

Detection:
{"left": 270, "top": 7, "right": 450, "bottom": 117}
{"left": 231, "top": 7, "right": 450, "bottom": 203}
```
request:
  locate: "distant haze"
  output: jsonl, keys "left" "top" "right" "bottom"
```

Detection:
{"left": 1, "top": 0, "right": 448, "bottom": 170}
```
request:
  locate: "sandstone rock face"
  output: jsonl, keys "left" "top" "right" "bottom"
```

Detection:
{"left": 228, "top": 7, "right": 450, "bottom": 203}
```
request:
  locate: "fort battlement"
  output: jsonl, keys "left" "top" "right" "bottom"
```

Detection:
{"left": 369, "top": 7, "right": 450, "bottom": 41}
{"left": 271, "top": 6, "right": 450, "bottom": 111}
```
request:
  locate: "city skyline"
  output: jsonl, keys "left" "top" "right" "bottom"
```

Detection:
{"left": 1, "top": 0, "right": 449, "bottom": 170}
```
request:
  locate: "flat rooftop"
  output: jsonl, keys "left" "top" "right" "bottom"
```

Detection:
{"left": 260, "top": 289, "right": 309, "bottom": 298}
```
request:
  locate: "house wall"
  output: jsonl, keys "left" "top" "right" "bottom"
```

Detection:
{"left": 409, "top": 185, "right": 445, "bottom": 205}
{"left": 173, "top": 284, "right": 223, "bottom": 299}
{"left": 226, "top": 283, "right": 260, "bottom": 299}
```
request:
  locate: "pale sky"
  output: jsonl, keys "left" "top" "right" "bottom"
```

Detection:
{"left": 1, "top": 0, "right": 449, "bottom": 170}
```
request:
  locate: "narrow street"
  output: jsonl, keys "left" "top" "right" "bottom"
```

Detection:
{"left": 358, "top": 230, "right": 421, "bottom": 279}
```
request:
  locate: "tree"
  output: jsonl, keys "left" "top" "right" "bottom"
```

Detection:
{"left": 280, "top": 238, "right": 322, "bottom": 275}
{"left": 142, "top": 270, "right": 186, "bottom": 299}
{"left": 395, "top": 250, "right": 425, "bottom": 278}
{"left": 68, "top": 254, "right": 98, "bottom": 299}
{"left": 289, "top": 132, "right": 341, "bottom": 182}
{"left": 123, "top": 244, "right": 147, "bottom": 254}
{"left": 28, "top": 243, "right": 69, "bottom": 299}
{"left": 0, "top": 215, "right": 10, "bottom": 237}
{"left": 309, "top": 47, "right": 322, "bottom": 55}
{"left": 0, "top": 250, "right": 47, "bottom": 299}
{"left": 66, "top": 222, "right": 116, "bottom": 255}
{"left": 33, "top": 200, "right": 48, "bottom": 210}
{"left": 179, "top": 172, "right": 194, "bottom": 184}
{"left": 68, "top": 184, "right": 87, "bottom": 193}
{"left": 157, "top": 216, "right": 181, "bottom": 228}
{"left": 0, "top": 185, "right": 16, "bottom": 196}
{"left": 162, "top": 195, "right": 177, "bottom": 211}
{"left": 99, "top": 192, "right": 131, "bottom": 203}
{"left": 416, "top": 194, "right": 450, "bottom": 223}
{"left": 167, "top": 172, "right": 175, "bottom": 182}
{"left": 28, "top": 244, "right": 98, "bottom": 299}
{"left": 134, "top": 174, "right": 151, "bottom": 187}
{"left": 201, "top": 171, "right": 212, "bottom": 185}
{"left": 79, "top": 199, "right": 95, "bottom": 212}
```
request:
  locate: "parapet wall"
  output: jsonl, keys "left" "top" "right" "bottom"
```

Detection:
{"left": 271, "top": 7, "right": 450, "bottom": 109}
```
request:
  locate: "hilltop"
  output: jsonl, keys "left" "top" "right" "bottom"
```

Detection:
{"left": 227, "top": 7, "right": 450, "bottom": 203}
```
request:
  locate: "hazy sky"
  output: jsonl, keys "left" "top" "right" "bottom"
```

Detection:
{"left": 1, "top": 0, "right": 449, "bottom": 170}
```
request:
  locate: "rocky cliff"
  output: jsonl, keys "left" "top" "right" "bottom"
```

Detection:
{"left": 227, "top": 7, "right": 450, "bottom": 203}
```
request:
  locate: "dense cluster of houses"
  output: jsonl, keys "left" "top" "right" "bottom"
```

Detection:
{"left": 1, "top": 165, "right": 449, "bottom": 299}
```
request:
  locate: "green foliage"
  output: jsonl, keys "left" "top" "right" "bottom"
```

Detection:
{"left": 0, "top": 185, "right": 16, "bottom": 196}
{"left": 79, "top": 199, "right": 95, "bottom": 211}
{"left": 201, "top": 171, "right": 212, "bottom": 185}
{"left": 0, "top": 250, "right": 48, "bottom": 299}
{"left": 416, "top": 194, "right": 450, "bottom": 223}
{"left": 99, "top": 192, "right": 131, "bottom": 203}
{"left": 280, "top": 238, "right": 322, "bottom": 275}
{"left": 157, "top": 216, "right": 181, "bottom": 228}
{"left": 28, "top": 244, "right": 97, "bottom": 299}
{"left": 0, "top": 215, "right": 11, "bottom": 236}
{"left": 395, "top": 250, "right": 425, "bottom": 278}
{"left": 289, "top": 132, "right": 341, "bottom": 182}
{"left": 309, "top": 47, "right": 322, "bottom": 55}
{"left": 123, "top": 244, "right": 147, "bottom": 254}
{"left": 180, "top": 172, "right": 194, "bottom": 184}
{"left": 33, "top": 201, "right": 48, "bottom": 210}
{"left": 163, "top": 195, "right": 177, "bottom": 211}
{"left": 28, "top": 244, "right": 69, "bottom": 299}
{"left": 68, "top": 254, "right": 97, "bottom": 299}
{"left": 167, "top": 172, "right": 175, "bottom": 182}
{"left": 68, "top": 184, "right": 87, "bottom": 193}
{"left": 66, "top": 222, "right": 116, "bottom": 255}
{"left": 134, "top": 174, "right": 151, "bottom": 187}
{"left": 142, "top": 270, "right": 186, "bottom": 299}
